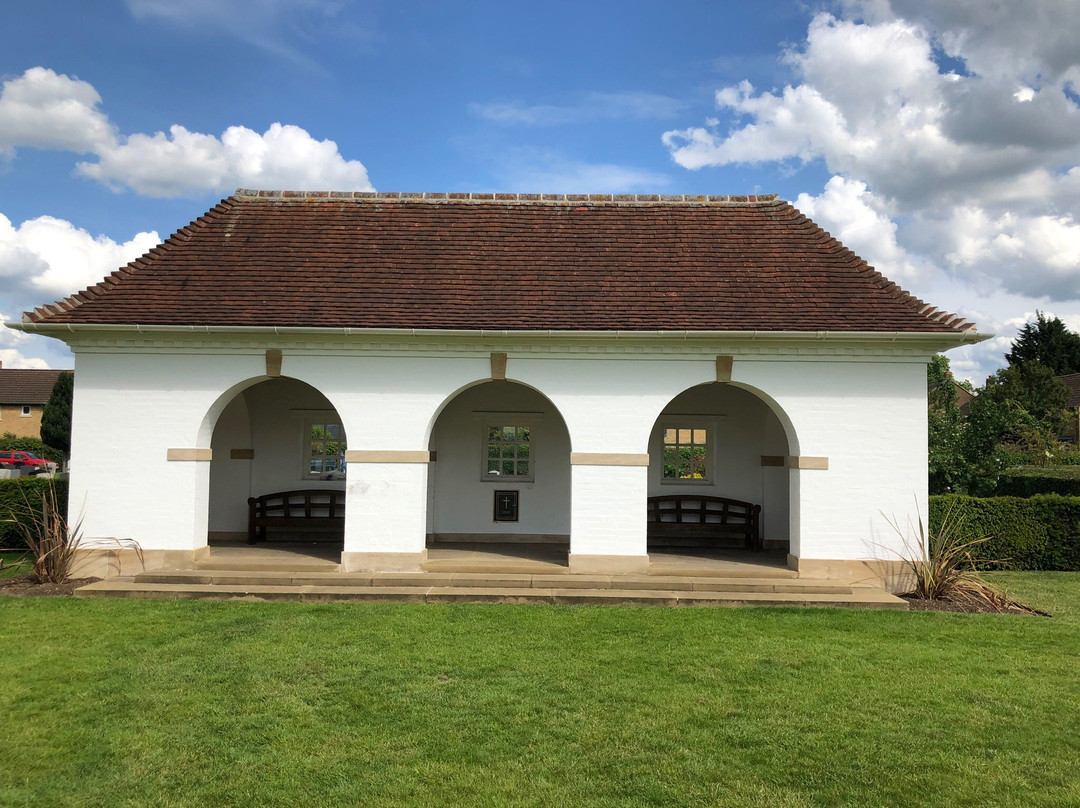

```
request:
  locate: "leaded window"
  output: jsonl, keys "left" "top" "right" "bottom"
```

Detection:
{"left": 662, "top": 427, "right": 709, "bottom": 481}
{"left": 484, "top": 425, "right": 532, "bottom": 480}
{"left": 306, "top": 420, "right": 346, "bottom": 479}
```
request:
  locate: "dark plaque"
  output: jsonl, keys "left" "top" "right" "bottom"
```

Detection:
{"left": 494, "top": 490, "right": 519, "bottom": 522}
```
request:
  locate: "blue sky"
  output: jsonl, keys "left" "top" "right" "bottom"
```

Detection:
{"left": 3, "top": 0, "right": 1079, "bottom": 381}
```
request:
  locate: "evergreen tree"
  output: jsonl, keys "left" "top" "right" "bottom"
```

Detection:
{"left": 1005, "top": 312, "right": 1080, "bottom": 375}
{"left": 40, "top": 372, "right": 74, "bottom": 457}
{"left": 979, "top": 361, "right": 1070, "bottom": 430}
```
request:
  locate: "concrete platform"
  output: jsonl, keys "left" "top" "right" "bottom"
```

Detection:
{"left": 78, "top": 540, "right": 905, "bottom": 609}
{"left": 75, "top": 578, "right": 907, "bottom": 608}
{"left": 76, "top": 556, "right": 907, "bottom": 609}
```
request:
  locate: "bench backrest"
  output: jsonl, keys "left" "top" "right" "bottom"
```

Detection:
{"left": 646, "top": 495, "right": 759, "bottom": 526}
{"left": 249, "top": 490, "right": 346, "bottom": 520}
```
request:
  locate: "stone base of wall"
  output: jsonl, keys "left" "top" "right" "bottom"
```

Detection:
{"left": 208, "top": 531, "right": 247, "bottom": 543}
{"left": 70, "top": 545, "right": 210, "bottom": 579}
{"left": 341, "top": 550, "right": 428, "bottom": 572}
{"left": 789, "top": 555, "right": 915, "bottom": 594}
{"left": 569, "top": 553, "right": 649, "bottom": 574}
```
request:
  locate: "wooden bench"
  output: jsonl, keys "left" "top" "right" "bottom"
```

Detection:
{"left": 247, "top": 490, "right": 346, "bottom": 544}
{"left": 646, "top": 495, "right": 762, "bottom": 551}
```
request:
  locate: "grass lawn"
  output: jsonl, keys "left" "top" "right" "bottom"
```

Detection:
{"left": 0, "top": 573, "right": 1077, "bottom": 807}
{"left": 0, "top": 549, "right": 30, "bottom": 579}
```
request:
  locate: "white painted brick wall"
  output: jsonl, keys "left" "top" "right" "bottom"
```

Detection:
{"left": 67, "top": 343, "right": 932, "bottom": 564}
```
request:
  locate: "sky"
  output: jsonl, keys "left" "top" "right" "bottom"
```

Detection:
{"left": 1, "top": 0, "right": 1078, "bottom": 383}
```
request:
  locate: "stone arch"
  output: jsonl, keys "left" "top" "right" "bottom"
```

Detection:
{"left": 425, "top": 379, "right": 572, "bottom": 546}
{"left": 647, "top": 382, "right": 797, "bottom": 552}
{"left": 202, "top": 376, "right": 347, "bottom": 547}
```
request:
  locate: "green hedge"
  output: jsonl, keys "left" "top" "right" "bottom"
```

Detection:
{"left": 993, "top": 466, "right": 1080, "bottom": 497}
{"left": 929, "top": 494, "right": 1080, "bottom": 571}
{"left": 0, "top": 477, "right": 69, "bottom": 549}
{"left": 0, "top": 433, "right": 65, "bottom": 464}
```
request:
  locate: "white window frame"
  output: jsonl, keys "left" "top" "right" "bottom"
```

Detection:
{"left": 659, "top": 421, "right": 713, "bottom": 485}
{"left": 301, "top": 415, "right": 347, "bottom": 481}
{"left": 20, "top": 405, "right": 32, "bottom": 417}
{"left": 478, "top": 414, "right": 536, "bottom": 483}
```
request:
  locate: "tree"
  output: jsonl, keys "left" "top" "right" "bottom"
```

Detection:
{"left": 1005, "top": 312, "right": 1080, "bottom": 375}
{"left": 40, "top": 372, "right": 74, "bottom": 457}
{"left": 927, "top": 355, "right": 968, "bottom": 494}
{"left": 979, "top": 362, "right": 1070, "bottom": 432}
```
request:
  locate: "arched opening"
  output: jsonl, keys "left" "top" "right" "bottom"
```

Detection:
{"left": 207, "top": 377, "right": 347, "bottom": 556}
{"left": 426, "top": 380, "right": 571, "bottom": 566}
{"left": 647, "top": 383, "right": 793, "bottom": 559}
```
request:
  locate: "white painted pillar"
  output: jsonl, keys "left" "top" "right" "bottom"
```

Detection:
{"left": 568, "top": 462, "right": 649, "bottom": 573}
{"left": 341, "top": 459, "right": 430, "bottom": 571}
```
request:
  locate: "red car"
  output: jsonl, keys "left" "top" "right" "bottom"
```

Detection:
{"left": 0, "top": 451, "right": 57, "bottom": 474}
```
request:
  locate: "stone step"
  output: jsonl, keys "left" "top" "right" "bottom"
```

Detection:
{"left": 420, "top": 559, "right": 568, "bottom": 574}
{"left": 76, "top": 580, "right": 906, "bottom": 609}
{"left": 193, "top": 560, "right": 340, "bottom": 573}
{"left": 647, "top": 562, "right": 798, "bottom": 579}
{"left": 132, "top": 569, "right": 854, "bottom": 595}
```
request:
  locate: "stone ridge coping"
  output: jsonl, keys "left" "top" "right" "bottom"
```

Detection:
{"left": 233, "top": 189, "right": 782, "bottom": 205}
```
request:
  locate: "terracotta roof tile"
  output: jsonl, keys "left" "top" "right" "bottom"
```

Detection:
{"left": 0, "top": 368, "right": 67, "bottom": 404}
{"left": 1059, "top": 373, "right": 1080, "bottom": 409}
{"left": 24, "top": 192, "right": 975, "bottom": 334}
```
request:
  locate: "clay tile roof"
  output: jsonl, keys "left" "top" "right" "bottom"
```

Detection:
{"left": 1059, "top": 373, "right": 1080, "bottom": 409}
{"left": 0, "top": 368, "right": 66, "bottom": 405}
{"left": 23, "top": 191, "right": 976, "bottom": 334}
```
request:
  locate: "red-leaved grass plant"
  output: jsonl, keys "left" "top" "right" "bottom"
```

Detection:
{"left": 13, "top": 481, "right": 84, "bottom": 584}
{"left": 884, "top": 503, "right": 1012, "bottom": 612}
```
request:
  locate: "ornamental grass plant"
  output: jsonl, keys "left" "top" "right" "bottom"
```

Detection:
{"left": 886, "top": 503, "right": 1012, "bottom": 612}
{"left": 10, "top": 480, "right": 83, "bottom": 584}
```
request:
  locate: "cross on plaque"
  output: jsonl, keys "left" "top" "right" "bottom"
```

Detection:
{"left": 494, "top": 490, "right": 519, "bottom": 522}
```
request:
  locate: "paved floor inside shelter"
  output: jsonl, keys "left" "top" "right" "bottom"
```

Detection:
{"left": 205, "top": 538, "right": 791, "bottom": 576}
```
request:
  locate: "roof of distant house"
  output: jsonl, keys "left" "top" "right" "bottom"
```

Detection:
{"left": 1059, "top": 372, "right": 1080, "bottom": 409}
{"left": 23, "top": 191, "right": 976, "bottom": 335}
{"left": 0, "top": 367, "right": 66, "bottom": 405}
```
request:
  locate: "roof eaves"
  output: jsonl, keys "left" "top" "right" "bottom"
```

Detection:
{"left": 22, "top": 195, "right": 242, "bottom": 325}
{"left": 785, "top": 205, "right": 976, "bottom": 335}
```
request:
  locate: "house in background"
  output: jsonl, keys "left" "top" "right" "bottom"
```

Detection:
{"left": 9, "top": 191, "right": 989, "bottom": 585}
{"left": 0, "top": 363, "right": 66, "bottom": 440}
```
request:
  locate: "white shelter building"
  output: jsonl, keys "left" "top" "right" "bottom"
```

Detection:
{"left": 10, "top": 191, "right": 987, "bottom": 584}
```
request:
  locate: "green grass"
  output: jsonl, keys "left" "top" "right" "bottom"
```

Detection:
{"left": 0, "top": 550, "right": 30, "bottom": 578}
{"left": 1, "top": 574, "right": 1078, "bottom": 807}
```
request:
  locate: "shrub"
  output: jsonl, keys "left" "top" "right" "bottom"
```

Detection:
{"left": 0, "top": 477, "right": 69, "bottom": 549}
{"left": 993, "top": 466, "right": 1080, "bottom": 497}
{"left": 0, "top": 433, "right": 65, "bottom": 465}
{"left": 929, "top": 494, "right": 1080, "bottom": 571}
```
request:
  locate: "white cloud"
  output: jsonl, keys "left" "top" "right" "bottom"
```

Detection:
{"left": 0, "top": 68, "right": 374, "bottom": 197}
{"left": 77, "top": 123, "right": 373, "bottom": 197}
{"left": 470, "top": 92, "right": 686, "bottom": 127}
{"left": 0, "top": 67, "right": 114, "bottom": 156}
{"left": 662, "top": 13, "right": 1075, "bottom": 206}
{"left": 662, "top": 3, "right": 1080, "bottom": 382}
{"left": 0, "top": 214, "right": 160, "bottom": 298}
{"left": 0, "top": 312, "right": 58, "bottom": 369}
{"left": 0, "top": 212, "right": 159, "bottom": 368}
{"left": 794, "top": 176, "right": 928, "bottom": 284}
{"left": 880, "top": 0, "right": 1080, "bottom": 83}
